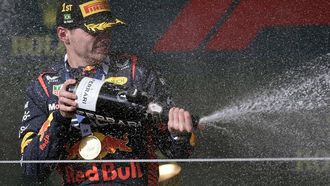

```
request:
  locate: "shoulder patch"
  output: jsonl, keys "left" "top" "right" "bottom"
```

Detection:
{"left": 37, "top": 71, "right": 58, "bottom": 97}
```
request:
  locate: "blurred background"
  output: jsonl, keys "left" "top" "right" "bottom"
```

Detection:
{"left": 1, "top": 0, "right": 330, "bottom": 185}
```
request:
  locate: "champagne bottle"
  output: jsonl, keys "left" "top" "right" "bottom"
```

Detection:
{"left": 70, "top": 77, "right": 149, "bottom": 121}
{"left": 71, "top": 77, "right": 199, "bottom": 127}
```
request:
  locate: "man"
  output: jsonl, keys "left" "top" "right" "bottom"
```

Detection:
{"left": 19, "top": 0, "right": 196, "bottom": 185}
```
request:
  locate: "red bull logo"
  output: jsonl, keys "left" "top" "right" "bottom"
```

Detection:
{"left": 67, "top": 132, "right": 132, "bottom": 160}
{"left": 82, "top": 65, "right": 97, "bottom": 76}
{"left": 64, "top": 162, "right": 143, "bottom": 184}
{"left": 102, "top": 133, "right": 132, "bottom": 154}
{"left": 37, "top": 114, "right": 54, "bottom": 151}
{"left": 39, "top": 134, "right": 49, "bottom": 150}
{"left": 38, "top": 113, "right": 53, "bottom": 142}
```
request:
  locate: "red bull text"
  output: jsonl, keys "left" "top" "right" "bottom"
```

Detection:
{"left": 64, "top": 162, "right": 143, "bottom": 184}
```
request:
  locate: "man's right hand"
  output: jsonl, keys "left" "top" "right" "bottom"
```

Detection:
{"left": 58, "top": 79, "right": 77, "bottom": 118}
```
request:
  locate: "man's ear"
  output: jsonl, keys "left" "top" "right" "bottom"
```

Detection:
{"left": 57, "top": 26, "right": 70, "bottom": 44}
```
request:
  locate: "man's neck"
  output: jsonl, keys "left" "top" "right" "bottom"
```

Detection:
{"left": 67, "top": 55, "right": 93, "bottom": 68}
{"left": 67, "top": 54, "right": 99, "bottom": 68}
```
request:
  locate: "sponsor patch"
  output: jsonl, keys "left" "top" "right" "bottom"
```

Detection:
{"left": 67, "top": 132, "right": 132, "bottom": 160}
{"left": 20, "top": 132, "right": 34, "bottom": 154}
{"left": 24, "top": 101, "right": 29, "bottom": 109}
{"left": 46, "top": 75, "right": 59, "bottom": 83}
{"left": 38, "top": 113, "right": 54, "bottom": 142}
{"left": 105, "top": 77, "right": 128, "bottom": 85}
{"left": 115, "top": 59, "right": 129, "bottom": 70}
{"left": 19, "top": 124, "right": 30, "bottom": 138}
{"left": 53, "top": 84, "right": 63, "bottom": 97}
{"left": 79, "top": 0, "right": 110, "bottom": 18}
{"left": 48, "top": 103, "right": 59, "bottom": 111}
{"left": 22, "top": 111, "right": 31, "bottom": 122}
{"left": 64, "top": 162, "right": 142, "bottom": 184}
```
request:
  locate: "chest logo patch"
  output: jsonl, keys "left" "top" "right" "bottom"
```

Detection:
{"left": 105, "top": 77, "right": 128, "bottom": 85}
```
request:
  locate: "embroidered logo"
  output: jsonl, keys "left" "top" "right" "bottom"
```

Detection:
{"left": 84, "top": 19, "right": 125, "bottom": 32}
{"left": 80, "top": 0, "right": 110, "bottom": 18}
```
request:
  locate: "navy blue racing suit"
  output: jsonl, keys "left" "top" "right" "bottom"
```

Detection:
{"left": 19, "top": 53, "right": 195, "bottom": 185}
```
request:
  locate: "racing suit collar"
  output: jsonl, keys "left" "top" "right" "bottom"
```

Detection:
{"left": 64, "top": 54, "right": 109, "bottom": 80}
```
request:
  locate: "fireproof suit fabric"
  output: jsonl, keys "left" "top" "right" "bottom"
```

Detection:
{"left": 19, "top": 53, "right": 194, "bottom": 185}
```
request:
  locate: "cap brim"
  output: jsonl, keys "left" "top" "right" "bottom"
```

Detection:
{"left": 82, "top": 18, "right": 126, "bottom": 35}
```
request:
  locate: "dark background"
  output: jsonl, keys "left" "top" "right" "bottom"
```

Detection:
{"left": 1, "top": 0, "right": 330, "bottom": 185}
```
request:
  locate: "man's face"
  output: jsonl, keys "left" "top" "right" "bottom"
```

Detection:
{"left": 68, "top": 28, "right": 111, "bottom": 64}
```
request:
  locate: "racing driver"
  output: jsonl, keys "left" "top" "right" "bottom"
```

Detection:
{"left": 19, "top": 0, "right": 196, "bottom": 185}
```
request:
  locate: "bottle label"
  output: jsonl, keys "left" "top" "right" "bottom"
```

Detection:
{"left": 75, "top": 77, "right": 104, "bottom": 111}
